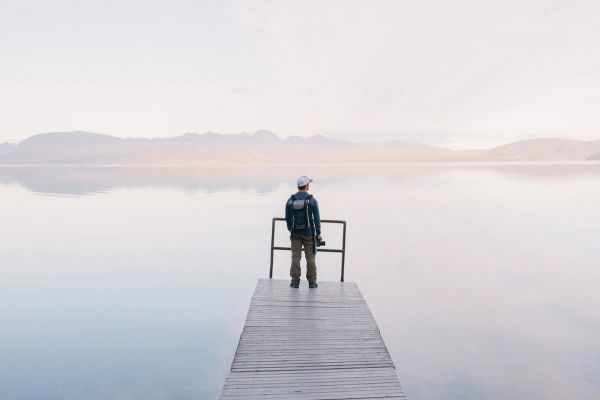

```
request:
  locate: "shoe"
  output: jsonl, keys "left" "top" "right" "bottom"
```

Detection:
{"left": 290, "top": 279, "right": 300, "bottom": 288}
{"left": 309, "top": 280, "right": 318, "bottom": 289}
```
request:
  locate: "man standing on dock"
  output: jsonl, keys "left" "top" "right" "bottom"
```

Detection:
{"left": 285, "top": 175, "right": 322, "bottom": 289}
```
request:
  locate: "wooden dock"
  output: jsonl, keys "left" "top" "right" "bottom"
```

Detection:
{"left": 220, "top": 278, "right": 406, "bottom": 399}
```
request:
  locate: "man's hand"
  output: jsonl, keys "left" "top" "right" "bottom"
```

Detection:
{"left": 316, "top": 234, "right": 323, "bottom": 241}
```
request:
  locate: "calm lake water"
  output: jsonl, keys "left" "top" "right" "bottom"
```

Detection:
{"left": 1, "top": 164, "right": 599, "bottom": 400}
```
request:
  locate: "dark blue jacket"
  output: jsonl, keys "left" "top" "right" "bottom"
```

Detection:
{"left": 285, "top": 191, "right": 321, "bottom": 237}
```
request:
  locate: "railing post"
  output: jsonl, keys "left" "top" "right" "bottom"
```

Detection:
{"left": 341, "top": 221, "right": 346, "bottom": 282}
{"left": 269, "top": 218, "right": 276, "bottom": 279}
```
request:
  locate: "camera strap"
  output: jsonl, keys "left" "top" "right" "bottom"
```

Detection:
{"left": 306, "top": 195, "right": 317, "bottom": 253}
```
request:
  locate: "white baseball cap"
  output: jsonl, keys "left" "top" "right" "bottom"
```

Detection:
{"left": 297, "top": 175, "right": 313, "bottom": 187}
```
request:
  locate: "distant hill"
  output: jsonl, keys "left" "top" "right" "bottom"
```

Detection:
{"left": 588, "top": 152, "right": 600, "bottom": 160}
{"left": 0, "top": 131, "right": 599, "bottom": 164}
{"left": 18, "top": 131, "right": 121, "bottom": 150}
{"left": 487, "top": 138, "right": 600, "bottom": 161}
{"left": 0, "top": 143, "right": 16, "bottom": 154}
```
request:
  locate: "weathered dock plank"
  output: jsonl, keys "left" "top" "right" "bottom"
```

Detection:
{"left": 220, "top": 279, "right": 406, "bottom": 399}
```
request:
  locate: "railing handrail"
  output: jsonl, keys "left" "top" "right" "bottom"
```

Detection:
{"left": 269, "top": 217, "right": 347, "bottom": 282}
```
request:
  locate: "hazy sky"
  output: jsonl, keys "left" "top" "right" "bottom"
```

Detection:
{"left": 1, "top": 0, "right": 599, "bottom": 148}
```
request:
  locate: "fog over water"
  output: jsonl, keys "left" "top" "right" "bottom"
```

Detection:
{"left": 1, "top": 164, "right": 599, "bottom": 400}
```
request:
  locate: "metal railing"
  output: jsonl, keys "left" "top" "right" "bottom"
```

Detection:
{"left": 269, "top": 218, "right": 347, "bottom": 282}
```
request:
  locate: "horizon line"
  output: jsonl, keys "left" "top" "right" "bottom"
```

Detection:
{"left": 3, "top": 129, "right": 600, "bottom": 152}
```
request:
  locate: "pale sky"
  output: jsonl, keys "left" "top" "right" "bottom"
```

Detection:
{"left": 1, "top": 0, "right": 599, "bottom": 149}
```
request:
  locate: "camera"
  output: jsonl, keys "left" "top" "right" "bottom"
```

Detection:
{"left": 316, "top": 239, "right": 326, "bottom": 247}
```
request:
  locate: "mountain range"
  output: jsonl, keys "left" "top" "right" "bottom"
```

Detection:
{"left": 1, "top": 130, "right": 599, "bottom": 164}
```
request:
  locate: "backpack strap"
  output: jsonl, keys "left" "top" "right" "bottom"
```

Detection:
{"left": 305, "top": 195, "right": 315, "bottom": 237}
{"left": 288, "top": 194, "right": 296, "bottom": 229}
{"left": 304, "top": 195, "right": 313, "bottom": 212}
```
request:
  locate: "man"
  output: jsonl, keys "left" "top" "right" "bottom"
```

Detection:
{"left": 285, "top": 175, "right": 322, "bottom": 288}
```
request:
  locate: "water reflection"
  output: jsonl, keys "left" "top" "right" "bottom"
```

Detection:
{"left": 1, "top": 163, "right": 599, "bottom": 400}
{"left": 1, "top": 163, "right": 599, "bottom": 196}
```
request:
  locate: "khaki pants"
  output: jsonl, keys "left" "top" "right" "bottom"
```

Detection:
{"left": 290, "top": 235, "right": 317, "bottom": 281}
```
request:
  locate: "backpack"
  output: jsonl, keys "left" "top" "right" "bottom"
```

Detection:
{"left": 289, "top": 194, "right": 313, "bottom": 231}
